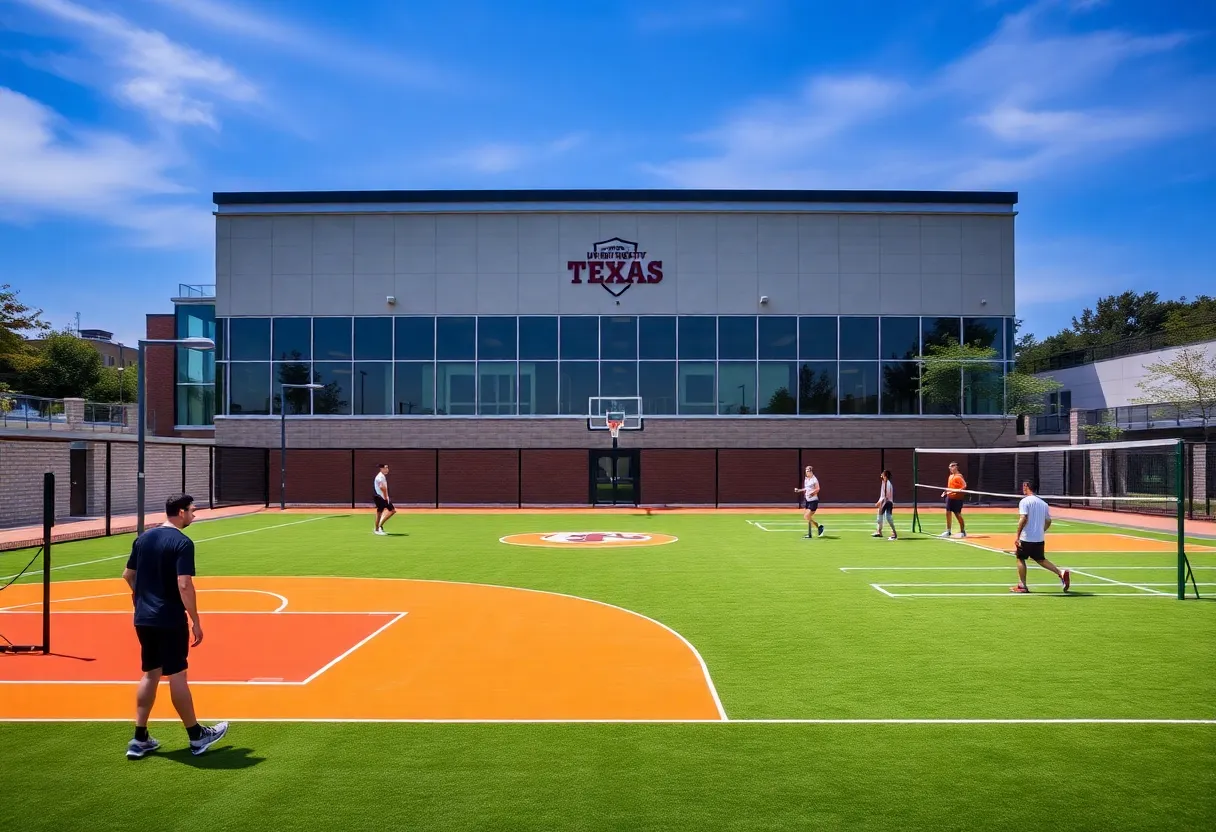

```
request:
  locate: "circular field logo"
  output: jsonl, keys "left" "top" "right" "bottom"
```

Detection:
{"left": 500, "top": 532, "right": 678, "bottom": 548}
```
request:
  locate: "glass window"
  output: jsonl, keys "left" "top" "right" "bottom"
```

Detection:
{"left": 519, "top": 316, "right": 558, "bottom": 360}
{"left": 799, "top": 317, "right": 838, "bottom": 360}
{"left": 273, "top": 361, "right": 313, "bottom": 414}
{"left": 215, "top": 318, "right": 227, "bottom": 361}
{"left": 639, "top": 316, "right": 676, "bottom": 360}
{"left": 519, "top": 362, "right": 558, "bottom": 415}
{"left": 436, "top": 362, "right": 476, "bottom": 414}
{"left": 964, "top": 317, "right": 1004, "bottom": 358}
{"left": 354, "top": 362, "right": 392, "bottom": 415}
{"left": 560, "top": 316, "right": 598, "bottom": 360}
{"left": 759, "top": 317, "right": 797, "bottom": 360}
{"left": 394, "top": 362, "right": 434, "bottom": 415}
{"left": 313, "top": 317, "right": 352, "bottom": 360}
{"left": 600, "top": 316, "right": 637, "bottom": 360}
{"left": 1006, "top": 319, "right": 1016, "bottom": 362}
{"left": 678, "top": 362, "right": 716, "bottom": 414}
{"left": 839, "top": 362, "right": 879, "bottom": 414}
{"left": 601, "top": 361, "right": 638, "bottom": 398}
{"left": 216, "top": 363, "right": 225, "bottom": 415}
{"left": 718, "top": 362, "right": 757, "bottom": 414}
{"left": 718, "top": 316, "right": 756, "bottom": 360}
{"left": 176, "top": 345, "right": 215, "bottom": 385}
{"left": 395, "top": 317, "right": 435, "bottom": 360}
{"left": 312, "top": 362, "right": 353, "bottom": 416}
{"left": 478, "top": 362, "right": 517, "bottom": 415}
{"left": 759, "top": 362, "right": 798, "bottom": 414}
{"left": 559, "top": 361, "right": 598, "bottom": 415}
{"left": 881, "top": 361, "right": 920, "bottom": 414}
{"left": 839, "top": 317, "right": 878, "bottom": 360}
{"left": 436, "top": 317, "right": 475, "bottom": 361}
{"left": 923, "top": 317, "right": 961, "bottom": 351}
{"left": 228, "top": 317, "right": 270, "bottom": 361}
{"left": 639, "top": 361, "right": 676, "bottom": 415}
{"left": 354, "top": 317, "right": 393, "bottom": 361}
{"left": 881, "top": 317, "right": 920, "bottom": 360}
{"left": 964, "top": 365, "right": 1005, "bottom": 414}
{"left": 176, "top": 304, "right": 214, "bottom": 340}
{"left": 798, "top": 362, "right": 837, "bottom": 415}
{"left": 922, "top": 366, "right": 961, "bottom": 415}
{"left": 678, "top": 316, "right": 716, "bottom": 360}
{"left": 478, "top": 317, "right": 517, "bottom": 360}
{"left": 229, "top": 362, "right": 270, "bottom": 415}
{"left": 176, "top": 386, "right": 214, "bottom": 427}
{"left": 273, "top": 317, "right": 311, "bottom": 361}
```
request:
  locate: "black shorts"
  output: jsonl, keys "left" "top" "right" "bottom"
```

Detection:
{"left": 945, "top": 498, "right": 965, "bottom": 514}
{"left": 802, "top": 498, "right": 820, "bottom": 512}
{"left": 1016, "top": 540, "right": 1046, "bottom": 562}
{"left": 374, "top": 496, "right": 395, "bottom": 511}
{"left": 135, "top": 624, "right": 189, "bottom": 676}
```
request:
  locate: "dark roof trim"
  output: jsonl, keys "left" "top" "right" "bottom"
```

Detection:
{"left": 213, "top": 189, "right": 1018, "bottom": 206}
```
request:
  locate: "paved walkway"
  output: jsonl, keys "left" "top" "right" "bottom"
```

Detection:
{"left": 0, "top": 505, "right": 263, "bottom": 550}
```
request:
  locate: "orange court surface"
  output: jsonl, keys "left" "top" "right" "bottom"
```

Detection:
{"left": 951, "top": 532, "right": 1216, "bottom": 554}
{"left": 0, "top": 576, "right": 725, "bottom": 722}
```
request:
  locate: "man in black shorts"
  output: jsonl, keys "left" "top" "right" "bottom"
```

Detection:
{"left": 1011, "top": 481, "right": 1070, "bottom": 594}
{"left": 373, "top": 463, "right": 396, "bottom": 535}
{"left": 122, "top": 493, "right": 229, "bottom": 759}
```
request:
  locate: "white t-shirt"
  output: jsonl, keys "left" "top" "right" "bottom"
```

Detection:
{"left": 374, "top": 472, "right": 388, "bottom": 498}
{"left": 878, "top": 480, "right": 893, "bottom": 503}
{"left": 803, "top": 476, "right": 820, "bottom": 502}
{"left": 1018, "top": 494, "right": 1050, "bottom": 543}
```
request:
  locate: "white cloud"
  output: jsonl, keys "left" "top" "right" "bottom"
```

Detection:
{"left": 449, "top": 134, "right": 588, "bottom": 175}
{"left": 11, "top": 0, "right": 257, "bottom": 128}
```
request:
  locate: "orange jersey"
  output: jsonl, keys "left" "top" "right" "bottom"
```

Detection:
{"left": 947, "top": 474, "right": 966, "bottom": 498}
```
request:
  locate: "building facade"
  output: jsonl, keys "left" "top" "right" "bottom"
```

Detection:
{"left": 209, "top": 189, "right": 1019, "bottom": 506}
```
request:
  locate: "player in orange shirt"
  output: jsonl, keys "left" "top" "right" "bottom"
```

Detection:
{"left": 939, "top": 462, "right": 968, "bottom": 539}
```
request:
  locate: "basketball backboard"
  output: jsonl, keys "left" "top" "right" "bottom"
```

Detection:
{"left": 587, "top": 397, "right": 644, "bottom": 431}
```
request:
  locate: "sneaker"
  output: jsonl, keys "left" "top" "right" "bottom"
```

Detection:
{"left": 1061, "top": 570, "right": 1071, "bottom": 592}
{"left": 939, "top": 531, "right": 952, "bottom": 538}
{"left": 126, "top": 736, "right": 160, "bottom": 759}
{"left": 803, "top": 533, "right": 813, "bottom": 539}
{"left": 871, "top": 532, "right": 882, "bottom": 538}
{"left": 887, "top": 536, "right": 897, "bottom": 541}
{"left": 189, "top": 722, "right": 229, "bottom": 756}
{"left": 1010, "top": 584, "right": 1030, "bottom": 593}
{"left": 959, "top": 532, "right": 967, "bottom": 539}
{"left": 374, "top": 529, "right": 387, "bottom": 536}
{"left": 817, "top": 524, "right": 825, "bottom": 537}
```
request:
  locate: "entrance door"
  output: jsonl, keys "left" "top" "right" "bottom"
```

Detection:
{"left": 69, "top": 447, "right": 88, "bottom": 516}
{"left": 590, "top": 450, "right": 640, "bottom": 506}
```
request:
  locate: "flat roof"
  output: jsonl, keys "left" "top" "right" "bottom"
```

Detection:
{"left": 213, "top": 189, "right": 1018, "bottom": 207}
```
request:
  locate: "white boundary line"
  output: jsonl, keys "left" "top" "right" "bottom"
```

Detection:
{"left": 0, "top": 589, "right": 291, "bottom": 613}
{"left": 1, "top": 717, "right": 1211, "bottom": 724}
{"left": 0, "top": 516, "right": 336, "bottom": 582}
{"left": 1069, "top": 568, "right": 1170, "bottom": 596}
{"left": 300, "top": 612, "right": 407, "bottom": 684}
{"left": 842, "top": 566, "right": 1216, "bottom": 571}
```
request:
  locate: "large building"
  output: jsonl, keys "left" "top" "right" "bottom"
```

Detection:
{"left": 206, "top": 189, "right": 1019, "bottom": 507}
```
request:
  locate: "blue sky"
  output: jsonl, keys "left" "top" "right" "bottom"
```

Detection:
{"left": 0, "top": 0, "right": 1213, "bottom": 348}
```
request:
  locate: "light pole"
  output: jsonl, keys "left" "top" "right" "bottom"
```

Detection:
{"left": 137, "top": 337, "right": 215, "bottom": 536}
{"left": 280, "top": 381, "right": 323, "bottom": 510}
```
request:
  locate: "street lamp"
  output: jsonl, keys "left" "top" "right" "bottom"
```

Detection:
{"left": 280, "top": 381, "right": 323, "bottom": 510}
{"left": 137, "top": 337, "right": 215, "bottom": 535}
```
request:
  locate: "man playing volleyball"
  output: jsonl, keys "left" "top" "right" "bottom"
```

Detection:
{"left": 939, "top": 462, "right": 968, "bottom": 539}
{"left": 795, "top": 465, "right": 825, "bottom": 539}
{"left": 122, "top": 494, "right": 229, "bottom": 759}
{"left": 374, "top": 463, "right": 396, "bottom": 536}
{"left": 1011, "top": 481, "right": 1070, "bottom": 594}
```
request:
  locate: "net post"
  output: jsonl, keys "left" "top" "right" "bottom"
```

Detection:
{"left": 911, "top": 450, "right": 921, "bottom": 534}
{"left": 42, "top": 471, "right": 53, "bottom": 654}
{"left": 1177, "top": 439, "right": 1187, "bottom": 600}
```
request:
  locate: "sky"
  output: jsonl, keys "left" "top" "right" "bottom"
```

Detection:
{"left": 0, "top": 0, "right": 1213, "bottom": 348}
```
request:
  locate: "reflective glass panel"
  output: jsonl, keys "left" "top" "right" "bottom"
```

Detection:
{"left": 393, "top": 362, "right": 435, "bottom": 415}
{"left": 518, "top": 317, "right": 558, "bottom": 360}
{"left": 176, "top": 386, "right": 214, "bottom": 426}
{"left": 478, "top": 317, "right": 517, "bottom": 360}
{"left": 839, "top": 362, "right": 879, "bottom": 414}
{"left": 839, "top": 317, "right": 878, "bottom": 360}
{"left": 799, "top": 317, "right": 838, "bottom": 360}
{"left": 518, "top": 362, "right": 558, "bottom": 415}
{"left": 678, "top": 362, "right": 716, "bottom": 414}
{"left": 354, "top": 317, "right": 392, "bottom": 361}
{"left": 228, "top": 318, "right": 270, "bottom": 361}
{"left": 718, "top": 362, "right": 757, "bottom": 414}
{"left": 678, "top": 316, "right": 716, "bottom": 360}
{"left": 436, "top": 317, "right": 475, "bottom": 361}
{"left": 798, "top": 362, "right": 837, "bottom": 415}
{"left": 559, "top": 317, "right": 598, "bottom": 360}
{"left": 273, "top": 360, "right": 312, "bottom": 415}
{"left": 881, "top": 361, "right": 920, "bottom": 414}
{"left": 639, "top": 361, "right": 676, "bottom": 415}
{"left": 964, "top": 317, "right": 1004, "bottom": 358}
{"left": 759, "top": 362, "right": 798, "bottom": 414}
{"left": 395, "top": 317, "right": 435, "bottom": 360}
{"left": 718, "top": 316, "right": 757, "bottom": 360}
{"left": 229, "top": 362, "right": 270, "bottom": 415}
{"left": 273, "top": 317, "right": 311, "bottom": 361}
{"left": 638, "top": 316, "right": 676, "bottom": 359}
{"left": 880, "top": 317, "right": 920, "bottom": 360}
{"left": 436, "top": 362, "right": 476, "bottom": 414}
{"left": 600, "top": 316, "right": 637, "bottom": 360}
{"left": 759, "top": 316, "right": 797, "bottom": 360}
{"left": 312, "top": 362, "right": 353, "bottom": 415}
{"left": 478, "top": 362, "right": 517, "bottom": 415}
{"left": 559, "top": 361, "right": 598, "bottom": 414}
{"left": 353, "top": 362, "right": 392, "bottom": 415}
{"left": 600, "top": 361, "right": 638, "bottom": 398}
{"left": 922, "top": 317, "right": 961, "bottom": 351}
{"left": 313, "top": 317, "right": 353, "bottom": 361}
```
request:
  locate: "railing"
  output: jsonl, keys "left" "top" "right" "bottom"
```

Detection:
{"left": 176, "top": 284, "right": 216, "bottom": 299}
{"left": 1082, "top": 402, "right": 1212, "bottom": 432}
{"left": 0, "top": 392, "right": 132, "bottom": 432}
{"left": 0, "top": 394, "right": 66, "bottom": 427}
{"left": 1033, "top": 414, "right": 1070, "bottom": 435}
{"left": 1021, "top": 323, "right": 1216, "bottom": 375}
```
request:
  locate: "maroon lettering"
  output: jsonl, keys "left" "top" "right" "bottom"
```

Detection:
{"left": 568, "top": 261, "right": 586, "bottom": 283}
{"left": 627, "top": 261, "right": 645, "bottom": 283}
{"left": 647, "top": 261, "right": 664, "bottom": 283}
{"left": 588, "top": 262, "right": 604, "bottom": 283}
{"left": 606, "top": 261, "right": 627, "bottom": 283}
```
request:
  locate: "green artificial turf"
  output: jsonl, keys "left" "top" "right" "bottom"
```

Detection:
{"left": 1, "top": 509, "right": 1214, "bottom": 830}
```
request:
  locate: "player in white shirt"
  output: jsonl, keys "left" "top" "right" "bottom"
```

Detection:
{"left": 373, "top": 463, "right": 396, "bottom": 536}
{"left": 872, "top": 469, "right": 897, "bottom": 541}
{"left": 1011, "top": 481, "right": 1069, "bottom": 593}
{"left": 793, "top": 465, "right": 825, "bottom": 539}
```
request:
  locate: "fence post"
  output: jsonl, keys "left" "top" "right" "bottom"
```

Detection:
{"left": 181, "top": 444, "right": 187, "bottom": 494}
{"left": 104, "top": 441, "right": 112, "bottom": 536}
{"left": 350, "top": 449, "right": 356, "bottom": 509}
{"left": 208, "top": 445, "right": 214, "bottom": 510}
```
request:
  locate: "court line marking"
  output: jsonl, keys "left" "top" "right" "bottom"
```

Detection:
{"left": 300, "top": 612, "right": 406, "bottom": 685}
{"left": 877, "top": 591, "right": 1164, "bottom": 598}
{"left": 871, "top": 584, "right": 897, "bottom": 598}
{"left": 2, "top": 717, "right": 1212, "bottom": 725}
{"left": 0, "top": 589, "right": 290, "bottom": 613}
{"left": 842, "top": 566, "right": 1216, "bottom": 571}
{"left": 0, "top": 516, "right": 337, "bottom": 582}
{"left": 1069, "top": 568, "right": 1170, "bottom": 596}
{"left": 871, "top": 582, "right": 1214, "bottom": 588}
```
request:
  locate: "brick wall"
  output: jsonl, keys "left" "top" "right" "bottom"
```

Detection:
{"left": 438, "top": 450, "right": 519, "bottom": 505}
{"left": 145, "top": 314, "right": 176, "bottom": 437}
{"left": 800, "top": 449, "right": 884, "bottom": 504}
{"left": 268, "top": 449, "right": 354, "bottom": 506}
{"left": 0, "top": 440, "right": 71, "bottom": 527}
{"left": 642, "top": 450, "right": 716, "bottom": 505}
{"left": 881, "top": 448, "right": 916, "bottom": 508}
{"left": 521, "top": 450, "right": 586, "bottom": 505}
{"left": 352, "top": 450, "right": 437, "bottom": 506}
{"left": 717, "top": 449, "right": 799, "bottom": 504}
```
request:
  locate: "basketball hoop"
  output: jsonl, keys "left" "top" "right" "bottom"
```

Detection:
{"left": 606, "top": 419, "right": 623, "bottom": 440}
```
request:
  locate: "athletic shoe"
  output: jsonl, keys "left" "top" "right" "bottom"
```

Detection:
{"left": 887, "top": 536, "right": 897, "bottom": 541}
{"left": 958, "top": 532, "right": 967, "bottom": 539}
{"left": 1061, "top": 570, "right": 1071, "bottom": 592}
{"left": 817, "top": 524, "right": 825, "bottom": 537}
{"left": 126, "top": 737, "right": 160, "bottom": 759}
{"left": 939, "top": 531, "right": 952, "bottom": 538}
{"left": 803, "top": 534, "right": 813, "bottom": 539}
{"left": 1010, "top": 585, "right": 1030, "bottom": 593}
{"left": 190, "top": 722, "right": 229, "bottom": 756}
{"left": 871, "top": 532, "right": 882, "bottom": 538}
{"left": 374, "top": 529, "right": 387, "bottom": 536}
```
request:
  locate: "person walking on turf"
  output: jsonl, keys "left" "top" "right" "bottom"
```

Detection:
{"left": 374, "top": 462, "right": 396, "bottom": 535}
{"left": 873, "top": 469, "right": 897, "bottom": 540}
{"left": 795, "top": 465, "right": 824, "bottom": 539}
{"left": 1011, "top": 481, "right": 1070, "bottom": 594}
{"left": 122, "top": 493, "right": 229, "bottom": 759}
{"left": 940, "top": 462, "right": 968, "bottom": 539}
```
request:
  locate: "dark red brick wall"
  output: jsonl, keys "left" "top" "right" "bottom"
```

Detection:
{"left": 799, "top": 449, "right": 884, "bottom": 504}
{"left": 353, "top": 450, "right": 437, "bottom": 506}
{"left": 145, "top": 314, "right": 176, "bottom": 437}
{"left": 882, "top": 449, "right": 916, "bottom": 508}
{"left": 438, "top": 450, "right": 519, "bottom": 504}
{"left": 641, "top": 449, "right": 716, "bottom": 505}
{"left": 521, "top": 450, "right": 586, "bottom": 505}
{"left": 268, "top": 449, "right": 353, "bottom": 505}
{"left": 717, "top": 449, "right": 799, "bottom": 503}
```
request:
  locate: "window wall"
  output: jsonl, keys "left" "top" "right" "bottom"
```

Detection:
{"left": 216, "top": 315, "right": 1016, "bottom": 417}
{"left": 175, "top": 304, "right": 216, "bottom": 426}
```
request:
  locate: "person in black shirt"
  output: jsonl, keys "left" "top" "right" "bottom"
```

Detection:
{"left": 122, "top": 493, "right": 229, "bottom": 759}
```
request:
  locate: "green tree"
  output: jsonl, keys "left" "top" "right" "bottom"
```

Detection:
{"left": 763, "top": 386, "right": 797, "bottom": 415}
{"left": 16, "top": 331, "right": 104, "bottom": 399}
{"left": 0, "top": 283, "right": 51, "bottom": 379}
{"left": 1080, "top": 412, "right": 1126, "bottom": 443}
{"left": 86, "top": 364, "right": 138, "bottom": 403}
{"left": 1131, "top": 346, "right": 1216, "bottom": 441}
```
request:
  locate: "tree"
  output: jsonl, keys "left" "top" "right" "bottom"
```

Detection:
{"left": 0, "top": 283, "right": 51, "bottom": 377}
{"left": 763, "top": 386, "right": 796, "bottom": 414}
{"left": 15, "top": 331, "right": 104, "bottom": 399}
{"left": 919, "top": 341, "right": 1063, "bottom": 447}
{"left": 1080, "top": 412, "right": 1125, "bottom": 443}
{"left": 86, "top": 364, "right": 138, "bottom": 403}
{"left": 1131, "top": 347, "right": 1216, "bottom": 441}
